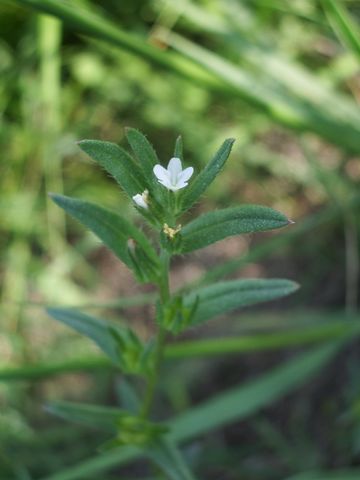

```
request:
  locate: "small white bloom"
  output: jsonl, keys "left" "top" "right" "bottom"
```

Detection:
{"left": 132, "top": 190, "right": 149, "bottom": 209}
{"left": 153, "top": 157, "right": 194, "bottom": 192}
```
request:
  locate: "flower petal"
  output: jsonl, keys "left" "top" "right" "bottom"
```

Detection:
{"left": 177, "top": 166, "right": 194, "bottom": 184}
{"left": 132, "top": 193, "right": 148, "bottom": 209}
{"left": 174, "top": 181, "right": 189, "bottom": 190}
{"left": 167, "top": 157, "right": 182, "bottom": 184}
{"left": 153, "top": 164, "right": 169, "bottom": 183}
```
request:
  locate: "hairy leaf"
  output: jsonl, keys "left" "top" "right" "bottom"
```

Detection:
{"left": 78, "top": 140, "right": 146, "bottom": 197}
{"left": 180, "top": 138, "right": 235, "bottom": 212}
{"left": 46, "top": 308, "right": 124, "bottom": 365}
{"left": 125, "top": 128, "right": 159, "bottom": 177}
{"left": 50, "top": 194, "right": 159, "bottom": 278}
{"left": 184, "top": 279, "right": 299, "bottom": 325}
{"left": 181, "top": 204, "right": 291, "bottom": 252}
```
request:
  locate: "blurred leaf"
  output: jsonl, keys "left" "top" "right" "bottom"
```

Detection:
{"left": 147, "top": 439, "right": 197, "bottom": 480}
{"left": 14, "top": 0, "right": 220, "bottom": 89}
{"left": 165, "top": 29, "right": 360, "bottom": 154}
{"left": 169, "top": 341, "right": 344, "bottom": 441}
{"left": 3, "top": 313, "right": 360, "bottom": 382}
{"left": 45, "top": 401, "right": 125, "bottom": 432}
{"left": 183, "top": 279, "right": 299, "bottom": 325}
{"left": 15, "top": 0, "right": 360, "bottom": 153}
{"left": 39, "top": 342, "right": 346, "bottom": 480}
{"left": 116, "top": 378, "right": 140, "bottom": 413}
{"left": 78, "top": 140, "right": 146, "bottom": 197}
{"left": 180, "top": 204, "right": 291, "bottom": 253}
{"left": 322, "top": 0, "right": 360, "bottom": 61}
{"left": 180, "top": 138, "right": 235, "bottom": 213}
{"left": 50, "top": 194, "right": 160, "bottom": 279}
{"left": 46, "top": 308, "right": 124, "bottom": 366}
{"left": 286, "top": 469, "right": 360, "bottom": 480}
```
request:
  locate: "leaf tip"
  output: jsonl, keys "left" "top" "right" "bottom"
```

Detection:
{"left": 48, "top": 192, "right": 62, "bottom": 205}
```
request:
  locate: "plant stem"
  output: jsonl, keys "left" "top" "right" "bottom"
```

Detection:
{"left": 140, "top": 249, "right": 170, "bottom": 418}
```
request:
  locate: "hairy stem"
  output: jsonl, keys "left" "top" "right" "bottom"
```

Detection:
{"left": 140, "top": 249, "right": 170, "bottom": 418}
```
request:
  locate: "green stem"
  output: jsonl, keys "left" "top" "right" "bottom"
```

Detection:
{"left": 140, "top": 249, "right": 170, "bottom": 418}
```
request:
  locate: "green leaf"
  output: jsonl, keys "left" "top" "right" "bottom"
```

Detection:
{"left": 46, "top": 401, "right": 125, "bottom": 432}
{"left": 165, "top": 30, "right": 360, "bottom": 154}
{"left": 169, "top": 342, "right": 343, "bottom": 441}
{"left": 50, "top": 194, "right": 160, "bottom": 279}
{"left": 47, "top": 308, "right": 152, "bottom": 374}
{"left": 39, "top": 342, "right": 346, "bottom": 480}
{"left": 180, "top": 204, "right": 291, "bottom": 253}
{"left": 322, "top": 0, "right": 360, "bottom": 62}
{"left": 46, "top": 308, "right": 124, "bottom": 365}
{"left": 78, "top": 140, "right": 146, "bottom": 197}
{"left": 124, "top": 128, "right": 167, "bottom": 208}
{"left": 116, "top": 378, "right": 141, "bottom": 413}
{"left": 174, "top": 135, "right": 183, "bottom": 160}
{"left": 147, "top": 439, "right": 197, "bottom": 480}
{"left": 17, "top": 0, "right": 360, "bottom": 154}
{"left": 125, "top": 128, "right": 159, "bottom": 178}
{"left": 184, "top": 279, "right": 299, "bottom": 325}
{"left": 180, "top": 138, "right": 235, "bottom": 212}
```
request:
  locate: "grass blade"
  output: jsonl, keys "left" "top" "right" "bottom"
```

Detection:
{"left": 38, "top": 342, "right": 346, "bottom": 480}
{"left": 322, "top": 0, "right": 360, "bottom": 61}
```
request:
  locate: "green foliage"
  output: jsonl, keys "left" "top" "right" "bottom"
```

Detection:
{"left": 180, "top": 205, "right": 291, "bottom": 253}
{"left": 15, "top": 0, "right": 360, "bottom": 153}
{"left": 45, "top": 130, "right": 298, "bottom": 478}
{"left": 179, "top": 138, "right": 235, "bottom": 212}
{"left": 50, "top": 194, "right": 160, "bottom": 282}
{"left": 78, "top": 140, "right": 146, "bottom": 197}
{"left": 125, "top": 128, "right": 159, "bottom": 180}
{"left": 3, "top": 0, "right": 359, "bottom": 477}
{"left": 35, "top": 342, "right": 346, "bottom": 480}
{"left": 47, "top": 308, "right": 153, "bottom": 374}
{"left": 184, "top": 279, "right": 299, "bottom": 325}
{"left": 45, "top": 401, "right": 125, "bottom": 432}
{"left": 322, "top": 0, "right": 360, "bottom": 61}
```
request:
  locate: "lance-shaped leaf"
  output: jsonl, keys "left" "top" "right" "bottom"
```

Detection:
{"left": 180, "top": 204, "right": 291, "bottom": 253}
{"left": 47, "top": 307, "right": 154, "bottom": 374}
{"left": 174, "top": 135, "right": 183, "bottom": 160}
{"left": 50, "top": 194, "right": 160, "bottom": 279}
{"left": 78, "top": 140, "right": 147, "bottom": 197}
{"left": 46, "top": 401, "right": 126, "bottom": 432}
{"left": 125, "top": 128, "right": 167, "bottom": 207}
{"left": 47, "top": 308, "right": 124, "bottom": 365}
{"left": 180, "top": 138, "right": 235, "bottom": 212}
{"left": 125, "top": 128, "right": 159, "bottom": 178}
{"left": 183, "top": 279, "right": 299, "bottom": 325}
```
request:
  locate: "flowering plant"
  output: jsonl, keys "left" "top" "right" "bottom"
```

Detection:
{"left": 48, "top": 129, "right": 297, "bottom": 477}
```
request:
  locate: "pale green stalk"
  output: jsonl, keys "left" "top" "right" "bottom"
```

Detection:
{"left": 38, "top": 14, "right": 65, "bottom": 255}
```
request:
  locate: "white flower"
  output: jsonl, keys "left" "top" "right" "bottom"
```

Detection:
{"left": 132, "top": 190, "right": 149, "bottom": 209}
{"left": 153, "top": 157, "right": 194, "bottom": 192}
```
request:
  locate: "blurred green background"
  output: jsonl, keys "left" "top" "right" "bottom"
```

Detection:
{"left": 1, "top": 0, "right": 360, "bottom": 479}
